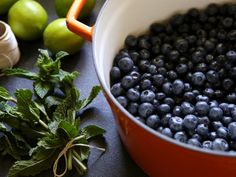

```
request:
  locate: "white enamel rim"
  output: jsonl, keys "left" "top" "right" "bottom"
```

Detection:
{"left": 92, "top": 0, "right": 236, "bottom": 157}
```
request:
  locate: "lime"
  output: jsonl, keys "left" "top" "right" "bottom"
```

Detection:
{"left": 43, "top": 18, "right": 84, "bottom": 55}
{"left": 8, "top": 0, "right": 48, "bottom": 41}
{"left": 54, "top": 0, "right": 95, "bottom": 19}
{"left": 0, "top": 0, "right": 18, "bottom": 15}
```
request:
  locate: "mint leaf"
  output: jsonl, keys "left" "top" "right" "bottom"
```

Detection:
{"left": 0, "top": 87, "right": 15, "bottom": 102}
{"left": 34, "top": 82, "right": 51, "bottom": 99}
{"left": 77, "top": 86, "right": 100, "bottom": 110}
{"left": 3, "top": 68, "right": 38, "bottom": 80}
{"left": 38, "top": 134, "right": 64, "bottom": 149}
{"left": 55, "top": 51, "right": 69, "bottom": 60}
{"left": 57, "top": 120, "right": 78, "bottom": 139}
{"left": 45, "top": 96, "right": 62, "bottom": 108}
{"left": 7, "top": 147, "right": 56, "bottom": 177}
{"left": 81, "top": 125, "right": 106, "bottom": 140}
{"left": 15, "top": 89, "right": 38, "bottom": 122}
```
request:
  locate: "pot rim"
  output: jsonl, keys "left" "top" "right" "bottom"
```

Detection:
{"left": 92, "top": 0, "right": 236, "bottom": 158}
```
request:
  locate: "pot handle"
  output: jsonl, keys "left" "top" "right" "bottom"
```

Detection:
{"left": 66, "top": 0, "right": 93, "bottom": 41}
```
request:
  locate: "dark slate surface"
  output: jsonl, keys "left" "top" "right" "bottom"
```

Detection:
{"left": 0, "top": 0, "right": 148, "bottom": 177}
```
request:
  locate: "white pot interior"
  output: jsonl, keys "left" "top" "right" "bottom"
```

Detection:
{"left": 93, "top": 0, "right": 233, "bottom": 91}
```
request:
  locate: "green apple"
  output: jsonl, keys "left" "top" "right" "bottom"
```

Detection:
{"left": 54, "top": 0, "right": 95, "bottom": 19}
{"left": 0, "top": 0, "right": 18, "bottom": 15}
{"left": 8, "top": 0, "right": 48, "bottom": 41}
{"left": 43, "top": 18, "right": 84, "bottom": 55}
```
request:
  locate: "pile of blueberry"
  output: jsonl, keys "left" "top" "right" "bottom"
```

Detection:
{"left": 110, "top": 3, "right": 236, "bottom": 152}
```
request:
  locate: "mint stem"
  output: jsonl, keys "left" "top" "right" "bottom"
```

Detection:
{"left": 38, "top": 119, "right": 48, "bottom": 130}
{"left": 67, "top": 150, "right": 73, "bottom": 171}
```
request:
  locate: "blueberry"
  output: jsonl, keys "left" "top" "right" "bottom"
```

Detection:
{"left": 158, "top": 104, "right": 171, "bottom": 115}
{"left": 212, "top": 138, "right": 229, "bottom": 151}
{"left": 111, "top": 83, "right": 124, "bottom": 97}
{"left": 140, "top": 90, "right": 155, "bottom": 103}
{"left": 170, "top": 14, "right": 184, "bottom": 27}
{"left": 203, "top": 88, "right": 214, "bottom": 98}
{"left": 150, "top": 23, "right": 165, "bottom": 34}
{"left": 156, "top": 92, "right": 166, "bottom": 100}
{"left": 126, "top": 88, "right": 140, "bottom": 101}
{"left": 167, "top": 50, "right": 179, "bottom": 61}
{"left": 168, "top": 70, "right": 178, "bottom": 80}
{"left": 198, "top": 116, "right": 210, "bottom": 125}
{"left": 222, "top": 116, "right": 233, "bottom": 126}
{"left": 157, "top": 67, "right": 167, "bottom": 76}
{"left": 138, "top": 38, "right": 151, "bottom": 49}
{"left": 162, "top": 82, "right": 173, "bottom": 95}
{"left": 195, "top": 101, "right": 210, "bottom": 116}
{"left": 184, "top": 83, "right": 192, "bottom": 92}
{"left": 192, "top": 51, "right": 204, "bottom": 63}
{"left": 172, "top": 79, "right": 184, "bottom": 95}
{"left": 212, "top": 121, "right": 224, "bottom": 131}
{"left": 226, "top": 50, "right": 236, "bottom": 61}
{"left": 138, "top": 102, "right": 154, "bottom": 118}
{"left": 174, "top": 131, "right": 188, "bottom": 143}
{"left": 209, "top": 132, "right": 217, "bottom": 141}
{"left": 223, "top": 17, "right": 234, "bottom": 29}
{"left": 227, "top": 93, "right": 236, "bottom": 103}
{"left": 151, "top": 45, "right": 161, "bottom": 55}
{"left": 152, "top": 56, "right": 165, "bottom": 67}
{"left": 125, "top": 35, "right": 137, "bottom": 48}
{"left": 173, "top": 106, "right": 182, "bottom": 116}
{"left": 206, "top": 70, "right": 219, "bottom": 83}
{"left": 195, "top": 63, "right": 208, "bottom": 72}
{"left": 146, "top": 115, "right": 161, "bottom": 129}
{"left": 202, "top": 141, "right": 213, "bottom": 149}
{"left": 139, "top": 60, "right": 150, "bottom": 72}
{"left": 222, "top": 78, "right": 234, "bottom": 91}
{"left": 209, "top": 100, "right": 219, "bottom": 108}
{"left": 196, "top": 124, "right": 209, "bottom": 137}
{"left": 156, "top": 126, "right": 164, "bottom": 133}
{"left": 192, "top": 72, "right": 206, "bottom": 86}
{"left": 176, "top": 64, "right": 188, "bottom": 75}
{"left": 206, "top": 3, "right": 219, "bottom": 15}
{"left": 187, "top": 8, "right": 200, "bottom": 18}
{"left": 127, "top": 102, "right": 139, "bottom": 115}
{"left": 163, "top": 97, "right": 175, "bottom": 108}
{"left": 216, "top": 127, "right": 228, "bottom": 139}
{"left": 181, "top": 102, "right": 195, "bottom": 115}
{"left": 116, "top": 96, "right": 128, "bottom": 108}
{"left": 118, "top": 57, "right": 134, "bottom": 73}
{"left": 140, "top": 73, "right": 152, "bottom": 80}
{"left": 204, "top": 40, "right": 215, "bottom": 52}
{"left": 216, "top": 43, "right": 226, "bottom": 54}
{"left": 229, "top": 67, "right": 236, "bottom": 78}
{"left": 121, "top": 75, "right": 135, "bottom": 89}
{"left": 129, "top": 52, "right": 140, "bottom": 64}
{"left": 187, "top": 138, "right": 201, "bottom": 147}
{"left": 192, "top": 134, "right": 202, "bottom": 142}
{"left": 196, "top": 95, "right": 209, "bottom": 102}
{"left": 140, "top": 49, "right": 150, "bottom": 59}
{"left": 140, "top": 79, "right": 152, "bottom": 90}
{"left": 184, "top": 92, "right": 195, "bottom": 102}
{"left": 228, "top": 122, "right": 236, "bottom": 140}
{"left": 129, "top": 71, "right": 141, "bottom": 84}
{"left": 161, "top": 113, "right": 172, "bottom": 127}
{"left": 175, "top": 39, "right": 189, "bottom": 53}
{"left": 110, "top": 67, "right": 121, "bottom": 82}
{"left": 152, "top": 74, "right": 165, "bottom": 87}
{"left": 231, "top": 107, "right": 236, "bottom": 121}
{"left": 209, "top": 107, "right": 223, "bottom": 121}
{"left": 148, "top": 65, "right": 158, "bottom": 74}
{"left": 161, "top": 128, "right": 173, "bottom": 138}
{"left": 169, "top": 116, "right": 183, "bottom": 132}
{"left": 161, "top": 43, "right": 173, "bottom": 55}
{"left": 183, "top": 114, "right": 198, "bottom": 130}
{"left": 227, "top": 30, "right": 236, "bottom": 41}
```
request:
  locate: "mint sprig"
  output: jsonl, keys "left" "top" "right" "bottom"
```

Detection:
{"left": 0, "top": 49, "right": 105, "bottom": 177}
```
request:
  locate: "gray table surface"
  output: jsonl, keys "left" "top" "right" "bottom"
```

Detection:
{"left": 0, "top": 0, "right": 148, "bottom": 177}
